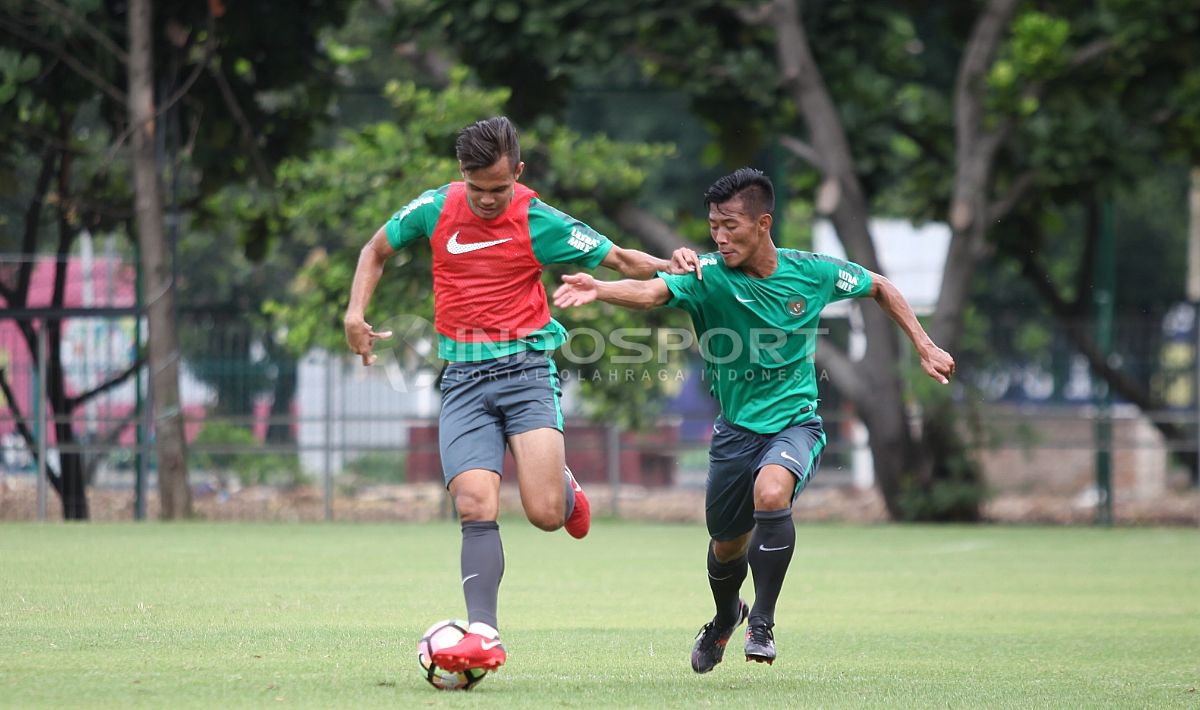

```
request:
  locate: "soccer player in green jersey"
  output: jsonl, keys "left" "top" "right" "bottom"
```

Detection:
{"left": 553, "top": 167, "right": 955, "bottom": 671}
{"left": 344, "top": 117, "right": 700, "bottom": 673}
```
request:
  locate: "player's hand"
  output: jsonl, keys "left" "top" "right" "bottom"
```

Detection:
{"left": 921, "top": 345, "right": 955, "bottom": 384}
{"left": 553, "top": 273, "right": 599, "bottom": 308}
{"left": 344, "top": 316, "right": 393, "bottom": 366}
{"left": 667, "top": 247, "right": 703, "bottom": 280}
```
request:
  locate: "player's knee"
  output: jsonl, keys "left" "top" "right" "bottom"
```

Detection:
{"left": 453, "top": 490, "right": 497, "bottom": 522}
{"left": 525, "top": 504, "right": 564, "bottom": 532}
{"left": 712, "top": 537, "right": 749, "bottom": 562}
{"left": 753, "top": 480, "right": 793, "bottom": 510}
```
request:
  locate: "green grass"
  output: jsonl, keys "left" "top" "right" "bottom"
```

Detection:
{"left": 1, "top": 521, "right": 1197, "bottom": 708}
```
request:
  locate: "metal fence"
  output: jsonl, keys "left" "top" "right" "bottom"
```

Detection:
{"left": 2, "top": 299, "right": 1198, "bottom": 522}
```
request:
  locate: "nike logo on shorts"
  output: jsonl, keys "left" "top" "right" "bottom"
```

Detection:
{"left": 446, "top": 231, "right": 512, "bottom": 254}
{"left": 779, "top": 451, "right": 802, "bottom": 467}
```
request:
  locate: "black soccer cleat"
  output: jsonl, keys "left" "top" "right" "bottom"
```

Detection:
{"left": 744, "top": 623, "right": 776, "bottom": 665}
{"left": 690, "top": 599, "right": 749, "bottom": 673}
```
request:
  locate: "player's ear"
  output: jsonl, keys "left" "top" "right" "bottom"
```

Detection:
{"left": 513, "top": 161, "right": 525, "bottom": 181}
{"left": 758, "top": 212, "right": 773, "bottom": 234}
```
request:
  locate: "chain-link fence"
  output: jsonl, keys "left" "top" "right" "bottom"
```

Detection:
{"left": 2, "top": 261, "right": 1198, "bottom": 522}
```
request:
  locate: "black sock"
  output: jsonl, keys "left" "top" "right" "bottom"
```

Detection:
{"left": 562, "top": 468, "right": 576, "bottom": 520}
{"left": 707, "top": 543, "right": 748, "bottom": 627}
{"left": 747, "top": 508, "right": 795, "bottom": 628}
{"left": 460, "top": 521, "right": 504, "bottom": 630}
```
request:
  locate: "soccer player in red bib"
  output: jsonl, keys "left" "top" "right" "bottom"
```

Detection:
{"left": 343, "top": 117, "right": 700, "bottom": 673}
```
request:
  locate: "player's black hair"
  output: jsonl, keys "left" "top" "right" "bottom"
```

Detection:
{"left": 456, "top": 116, "right": 521, "bottom": 172}
{"left": 704, "top": 168, "right": 775, "bottom": 217}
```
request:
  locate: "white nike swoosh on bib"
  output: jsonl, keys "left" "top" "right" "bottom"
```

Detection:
{"left": 736, "top": 295, "right": 756, "bottom": 303}
{"left": 446, "top": 231, "right": 512, "bottom": 254}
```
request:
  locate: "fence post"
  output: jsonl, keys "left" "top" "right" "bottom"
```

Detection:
{"left": 35, "top": 324, "right": 47, "bottom": 521}
{"left": 323, "top": 351, "right": 334, "bottom": 522}
{"left": 606, "top": 423, "right": 620, "bottom": 518}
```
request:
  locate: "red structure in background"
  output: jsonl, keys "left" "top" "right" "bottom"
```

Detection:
{"left": 405, "top": 421, "right": 680, "bottom": 487}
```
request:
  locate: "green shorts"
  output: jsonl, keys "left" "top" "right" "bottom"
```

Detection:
{"left": 705, "top": 414, "right": 825, "bottom": 541}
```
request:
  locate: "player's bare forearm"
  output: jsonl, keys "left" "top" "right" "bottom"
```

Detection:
{"left": 597, "top": 278, "right": 671, "bottom": 309}
{"left": 344, "top": 229, "right": 396, "bottom": 365}
{"left": 867, "top": 271, "right": 955, "bottom": 384}
{"left": 600, "top": 246, "right": 670, "bottom": 279}
{"left": 554, "top": 274, "right": 671, "bottom": 310}
{"left": 345, "top": 237, "right": 389, "bottom": 323}
{"left": 600, "top": 245, "right": 704, "bottom": 280}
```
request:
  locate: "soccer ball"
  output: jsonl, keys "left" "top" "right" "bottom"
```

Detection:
{"left": 417, "top": 619, "right": 487, "bottom": 690}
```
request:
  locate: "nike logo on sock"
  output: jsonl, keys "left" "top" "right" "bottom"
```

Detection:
{"left": 758, "top": 544, "right": 791, "bottom": 552}
{"left": 461, "top": 573, "right": 479, "bottom": 585}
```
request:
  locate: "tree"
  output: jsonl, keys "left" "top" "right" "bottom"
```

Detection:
{"left": 0, "top": 0, "right": 355, "bottom": 517}
{"left": 390, "top": 0, "right": 1200, "bottom": 516}
{"left": 127, "top": 0, "right": 189, "bottom": 518}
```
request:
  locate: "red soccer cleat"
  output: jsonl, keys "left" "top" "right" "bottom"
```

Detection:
{"left": 563, "top": 466, "right": 591, "bottom": 539}
{"left": 431, "top": 632, "right": 507, "bottom": 673}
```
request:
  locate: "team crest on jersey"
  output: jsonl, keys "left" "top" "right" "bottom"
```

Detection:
{"left": 786, "top": 297, "right": 806, "bottom": 317}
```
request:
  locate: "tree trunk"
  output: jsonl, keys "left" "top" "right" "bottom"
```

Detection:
{"left": 265, "top": 340, "right": 297, "bottom": 445}
{"left": 127, "top": 0, "right": 191, "bottom": 519}
{"left": 764, "top": 0, "right": 924, "bottom": 516}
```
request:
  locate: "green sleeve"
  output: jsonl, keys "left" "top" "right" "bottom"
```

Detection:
{"left": 384, "top": 187, "right": 447, "bottom": 250}
{"left": 658, "top": 270, "right": 703, "bottom": 315}
{"left": 527, "top": 199, "right": 614, "bottom": 268}
{"left": 810, "top": 254, "right": 873, "bottom": 302}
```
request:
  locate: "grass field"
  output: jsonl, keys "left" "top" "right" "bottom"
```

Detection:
{"left": 1, "top": 520, "right": 1197, "bottom": 708}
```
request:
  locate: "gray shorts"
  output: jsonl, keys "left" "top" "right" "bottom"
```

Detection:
{"left": 705, "top": 415, "right": 826, "bottom": 541}
{"left": 437, "top": 350, "right": 563, "bottom": 486}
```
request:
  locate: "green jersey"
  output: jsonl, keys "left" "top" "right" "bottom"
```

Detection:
{"left": 385, "top": 184, "right": 614, "bottom": 362}
{"left": 659, "top": 248, "right": 873, "bottom": 433}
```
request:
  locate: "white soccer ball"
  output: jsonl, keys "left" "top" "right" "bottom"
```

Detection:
{"left": 417, "top": 619, "right": 488, "bottom": 691}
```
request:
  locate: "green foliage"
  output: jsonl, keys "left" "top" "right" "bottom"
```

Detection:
{"left": 190, "top": 421, "right": 302, "bottom": 486}
{"left": 342, "top": 451, "right": 406, "bottom": 484}
{"left": 265, "top": 74, "right": 681, "bottom": 425}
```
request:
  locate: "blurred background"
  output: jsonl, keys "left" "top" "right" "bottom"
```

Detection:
{"left": 1, "top": 0, "right": 1198, "bottom": 525}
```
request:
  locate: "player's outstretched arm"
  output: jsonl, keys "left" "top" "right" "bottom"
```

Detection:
{"left": 866, "top": 270, "right": 955, "bottom": 384}
{"left": 553, "top": 273, "right": 672, "bottom": 311}
{"left": 600, "top": 245, "right": 704, "bottom": 280}
{"left": 343, "top": 227, "right": 395, "bottom": 366}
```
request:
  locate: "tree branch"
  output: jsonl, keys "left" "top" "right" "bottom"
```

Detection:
{"left": 778, "top": 134, "right": 824, "bottom": 172}
{"left": 814, "top": 340, "right": 869, "bottom": 410}
{"left": 0, "top": 367, "right": 62, "bottom": 485}
{"left": 734, "top": 1, "right": 775, "bottom": 26}
{"left": 987, "top": 170, "right": 1037, "bottom": 223}
{"left": 0, "top": 17, "right": 126, "bottom": 105}
{"left": 104, "top": 36, "right": 218, "bottom": 165}
{"left": 208, "top": 59, "right": 276, "bottom": 188}
{"left": 66, "top": 357, "right": 144, "bottom": 411}
{"left": 33, "top": 0, "right": 128, "bottom": 64}
{"left": 17, "top": 145, "right": 59, "bottom": 305}
{"left": 613, "top": 202, "right": 692, "bottom": 253}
